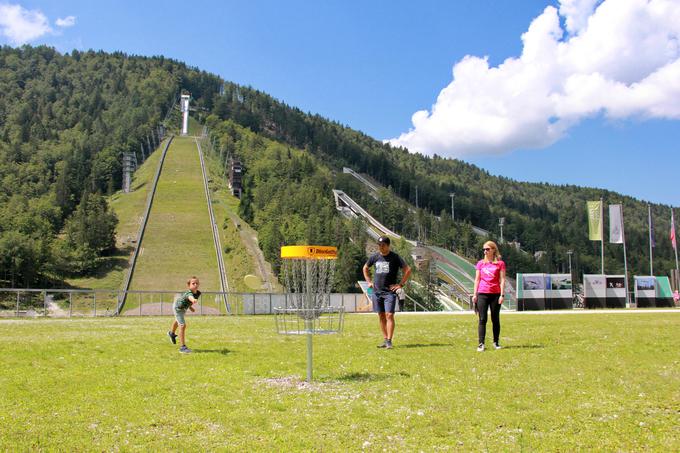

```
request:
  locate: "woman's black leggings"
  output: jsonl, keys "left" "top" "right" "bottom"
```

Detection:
{"left": 477, "top": 293, "right": 501, "bottom": 345}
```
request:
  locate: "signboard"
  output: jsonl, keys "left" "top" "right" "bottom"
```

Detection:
{"left": 517, "top": 273, "right": 573, "bottom": 311}
{"left": 517, "top": 273, "right": 546, "bottom": 310}
{"left": 546, "top": 273, "right": 572, "bottom": 309}
{"left": 605, "top": 275, "right": 627, "bottom": 308}
{"left": 584, "top": 274, "right": 626, "bottom": 308}
{"left": 656, "top": 276, "right": 675, "bottom": 307}
{"left": 583, "top": 274, "right": 606, "bottom": 308}
{"left": 634, "top": 276, "right": 674, "bottom": 307}
{"left": 356, "top": 281, "right": 374, "bottom": 312}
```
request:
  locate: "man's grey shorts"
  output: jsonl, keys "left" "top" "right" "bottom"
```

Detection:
{"left": 372, "top": 292, "right": 397, "bottom": 313}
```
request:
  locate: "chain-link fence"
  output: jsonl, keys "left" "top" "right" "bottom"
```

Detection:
{"left": 0, "top": 289, "right": 428, "bottom": 318}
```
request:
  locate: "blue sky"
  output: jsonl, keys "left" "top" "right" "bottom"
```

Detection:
{"left": 2, "top": 0, "right": 679, "bottom": 207}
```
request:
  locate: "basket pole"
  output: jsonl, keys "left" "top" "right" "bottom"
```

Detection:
{"left": 306, "top": 321, "right": 313, "bottom": 382}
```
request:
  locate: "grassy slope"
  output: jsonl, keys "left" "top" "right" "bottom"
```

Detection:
{"left": 1, "top": 313, "right": 678, "bottom": 451}
{"left": 128, "top": 135, "right": 220, "bottom": 292}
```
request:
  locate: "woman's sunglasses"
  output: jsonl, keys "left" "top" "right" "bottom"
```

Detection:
{"left": 483, "top": 248, "right": 492, "bottom": 251}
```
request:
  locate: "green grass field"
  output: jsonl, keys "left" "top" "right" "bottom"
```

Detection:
{"left": 1, "top": 312, "right": 678, "bottom": 451}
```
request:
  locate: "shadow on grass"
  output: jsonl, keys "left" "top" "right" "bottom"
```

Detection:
{"left": 502, "top": 344, "right": 545, "bottom": 350}
{"left": 399, "top": 343, "right": 451, "bottom": 349}
{"left": 337, "top": 371, "right": 410, "bottom": 382}
{"left": 133, "top": 181, "right": 148, "bottom": 191}
{"left": 192, "top": 348, "right": 232, "bottom": 355}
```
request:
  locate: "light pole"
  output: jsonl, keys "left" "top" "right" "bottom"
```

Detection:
{"left": 415, "top": 185, "right": 420, "bottom": 242}
{"left": 567, "top": 250, "right": 573, "bottom": 280}
{"left": 499, "top": 217, "right": 505, "bottom": 244}
{"left": 449, "top": 193, "right": 455, "bottom": 221}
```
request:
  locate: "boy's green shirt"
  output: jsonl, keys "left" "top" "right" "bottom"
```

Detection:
{"left": 174, "top": 290, "right": 200, "bottom": 311}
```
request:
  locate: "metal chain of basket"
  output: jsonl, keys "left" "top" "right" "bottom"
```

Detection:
{"left": 282, "top": 258, "right": 335, "bottom": 319}
{"left": 275, "top": 246, "right": 344, "bottom": 382}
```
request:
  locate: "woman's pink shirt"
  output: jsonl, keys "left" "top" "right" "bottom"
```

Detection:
{"left": 476, "top": 259, "right": 506, "bottom": 294}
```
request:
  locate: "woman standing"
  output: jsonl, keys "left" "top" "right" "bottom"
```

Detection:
{"left": 472, "top": 241, "right": 506, "bottom": 352}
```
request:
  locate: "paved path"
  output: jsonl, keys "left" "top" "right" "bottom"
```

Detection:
{"left": 392, "top": 308, "right": 680, "bottom": 315}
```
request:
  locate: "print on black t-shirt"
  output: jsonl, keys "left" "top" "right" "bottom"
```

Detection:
{"left": 366, "top": 251, "right": 406, "bottom": 293}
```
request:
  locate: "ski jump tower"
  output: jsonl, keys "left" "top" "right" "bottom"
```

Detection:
{"left": 180, "top": 94, "right": 190, "bottom": 135}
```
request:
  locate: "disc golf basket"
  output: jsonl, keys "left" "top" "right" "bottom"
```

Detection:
{"left": 275, "top": 245, "right": 344, "bottom": 382}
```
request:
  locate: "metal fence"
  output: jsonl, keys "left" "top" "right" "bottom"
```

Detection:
{"left": 0, "top": 289, "right": 438, "bottom": 318}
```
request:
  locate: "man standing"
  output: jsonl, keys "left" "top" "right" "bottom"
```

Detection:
{"left": 363, "top": 236, "right": 412, "bottom": 349}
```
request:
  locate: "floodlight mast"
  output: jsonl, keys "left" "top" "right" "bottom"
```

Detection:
{"left": 449, "top": 193, "right": 455, "bottom": 221}
{"left": 180, "top": 94, "right": 190, "bottom": 136}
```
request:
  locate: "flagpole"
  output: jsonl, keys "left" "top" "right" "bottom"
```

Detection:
{"left": 621, "top": 205, "right": 630, "bottom": 307}
{"left": 600, "top": 198, "right": 605, "bottom": 274}
{"left": 648, "top": 204, "right": 653, "bottom": 275}
{"left": 672, "top": 208, "right": 679, "bottom": 289}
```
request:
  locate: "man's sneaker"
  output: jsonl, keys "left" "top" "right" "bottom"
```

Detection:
{"left": 477, "top": 343, "right": 485, "bottom": 352}
{"left": 385, "top": 340, "right": 393, "bottom": 349}
{"left": 167, "top": 331, "right": 177, "bottom": 344}
{"left": 494, "top": 342, "right": 502, "bottom": 350}
{"left": 179, "top": 345, "right": 192, "bottom": 354}
{"left": 377, "top": 340, "right": 389, "bottom": 348}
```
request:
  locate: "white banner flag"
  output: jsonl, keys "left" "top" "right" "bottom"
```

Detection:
{"left": 609, "top": 204, "right": 624, "bottom": 244}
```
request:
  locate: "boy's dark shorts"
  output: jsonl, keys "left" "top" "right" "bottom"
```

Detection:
{"left": 372, "top": 292, "right": 397, "bottom": 313}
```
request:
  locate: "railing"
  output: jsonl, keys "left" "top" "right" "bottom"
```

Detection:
{"left": 0, "top": 289, "right": 441, "bottom": 318}
{"left": 195, "top": 136, "right": 231, "bottom": 312}
{"left": 332, "top": 190, "right": 407, "bottom": 242}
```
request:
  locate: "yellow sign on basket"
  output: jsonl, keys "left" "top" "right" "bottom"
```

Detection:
{"left": 280, "top": 245, "right": 338, "bottom": 259}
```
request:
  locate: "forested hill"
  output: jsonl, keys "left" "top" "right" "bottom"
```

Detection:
{"left": 0, "top": 46, "right": 675, "bottom": 289}
{"left": 0, "top": 46, "right": 219, "bottom": 287}
{"left": 208, "top": 82, "right": 677, "bottom": 280}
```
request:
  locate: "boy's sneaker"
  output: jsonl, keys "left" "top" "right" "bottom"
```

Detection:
{"left": 179, "top": 345, "right": 192, "bottom": 354}
{"left": 477, "top": 343, "right": 485, "bottom": 352}
{"left": 377, "top": 340, "right": 389, "bottom": 348}
{"left": 385, "top": 339, "right": 393, "bottom": 349}
{"left": 494, "top": 342, "right": 502, "bottom": 350}
{"left": 167, "top": 331, "right": 177, "bottom": 344}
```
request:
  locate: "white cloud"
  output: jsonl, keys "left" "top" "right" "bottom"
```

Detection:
{"left": 55, "top": 15, "right": 76, "bottom": 28}
{"left": 0, "top": 3, "right": 52, "bottom": 45}
{"left": 388, "top": 0, "right": 680, "bottom": 158}
{"left": 559, "top": 0, "right": 600, "bottom": 35}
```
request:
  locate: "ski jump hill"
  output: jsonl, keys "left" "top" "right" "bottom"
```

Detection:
{"left": 116, "top": 133, "right": 230, "bottom": 314}
{"left": 335, "top": 167, "right": 503, "bottom": 311}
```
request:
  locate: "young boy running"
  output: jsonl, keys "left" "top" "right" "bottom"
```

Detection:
{"left": 168, "top": 276, "right": 201, "bottom": 353}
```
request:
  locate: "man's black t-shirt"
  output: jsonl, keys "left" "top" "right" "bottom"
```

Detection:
{"left": 366, "top": 251, "right": 406, "bottom": 293}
